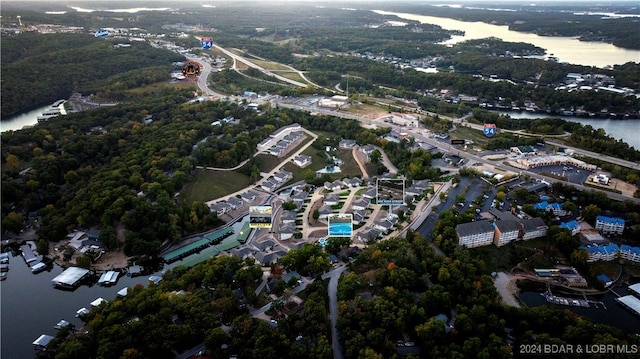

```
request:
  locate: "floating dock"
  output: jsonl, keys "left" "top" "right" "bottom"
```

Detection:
{"left": 542, "top": 292, "right": 590, "bottom": 307}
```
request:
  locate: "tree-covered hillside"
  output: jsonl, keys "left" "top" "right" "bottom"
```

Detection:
{"left": 1, "top": 33, "right": 184, "bottom": 118}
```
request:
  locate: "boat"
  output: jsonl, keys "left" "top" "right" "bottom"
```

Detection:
{"left": 0, "top": 252, "right": 9, "bottom": 263}
{"left": 0, "top": 272, "right": 7, "bottom": 280}
{"left": 0, "top": 263, "right": 9, "bottom": 272}
{"left": 31, "top": 262, "right": 47, "bottom": 274}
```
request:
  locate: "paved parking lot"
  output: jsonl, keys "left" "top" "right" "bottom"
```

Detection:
{"left": 527, "top": 164, "right": 591, "bottom": 184}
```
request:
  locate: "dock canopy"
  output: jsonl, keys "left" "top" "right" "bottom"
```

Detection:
{"left": 55, "top": 320, "right": 71, "bottom": 329}
{"left": 117, "top": 287, "right": 129, "bottom": 297}
{"left": 52, "top": 267, "right": 90, "bottom": 288}
{"left": 33, "top": 334, "right": 54, "bottom": 350}
{"left": 97, "top": 270, "right": 119, "bottom": 286}
{"left": 90, "top": 297, "right": 107, "bottom": 307}
{"left": 76, "top": 307, "right": 89, "bottom": 317}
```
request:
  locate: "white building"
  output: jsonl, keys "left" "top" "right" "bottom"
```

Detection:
{"left": 595, "top": 215, "right": 625, "bottom": 235}
{"left": 456, "top": 221, "right": 495, "bottom": 248}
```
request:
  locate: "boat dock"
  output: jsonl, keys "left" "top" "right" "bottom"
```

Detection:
{"left": 614, "top": 283, "right": 640, "bottom": 317}
{"left": 97, "top": 270, "right": 119, "bottom": 286}
{"left": 20, "top": 244, "right": 39, "bottom": 264}
{"left": 542, "top": 285, "right": 607, "bottom": 309}
{"left": 161, "top": 227, "right": 234, "bottom": 263}
{"left": 52, "top": 267, "right": 91, "bottom": 289}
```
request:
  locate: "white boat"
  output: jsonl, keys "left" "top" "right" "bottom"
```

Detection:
{"left": 31, "top": 262, "right": 47, "bottom": 274}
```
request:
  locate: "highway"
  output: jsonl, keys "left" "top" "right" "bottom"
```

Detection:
{"left": 275, "top": 101, "right": 640, "bottom": 205}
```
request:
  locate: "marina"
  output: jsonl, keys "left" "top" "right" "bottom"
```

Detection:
{"left": 36, "top": 100, "right": 66, "bottom": 122}
{"left": 614, "top": 283, "right": 640, "bottom": 317}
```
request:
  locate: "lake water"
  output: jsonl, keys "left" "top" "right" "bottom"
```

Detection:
{"left": 495, "top": 111, "right": 640, "bottom": 150}
{"left": 0, "top": 218, "right": 249, "bottom": 359}
{"left": 1, "top": 104, "right": 52, "bottom": 133}
{"left": 518, "top": 288, "right": 640, "bottom": 335}
{"left": 374, "top": 10, "right": 640, "bottom": 68}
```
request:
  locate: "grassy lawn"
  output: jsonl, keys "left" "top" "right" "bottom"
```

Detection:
{"left": 251, "top": 59, "right": 291, "bottom": 71}
{"left": 282, "top": 147, "right": 328, "bottom": 183}
{"left": 589, "top": 261, "right": 622, "bottom": 281}
{"left": 182, "top": 169, "right": 251, "bottom": 203}
{"left": 470, "top": 242, "right": 541, "bottom": 273}
{"left": 255, "top": 154, "right": 283, "bottom": 173}
{"left": 450, "top": 126, "right": 490, "bottom": 150}
{"left": 278, "top": 72, "right": 307, "bottom": 83}
{"left": 335, "top": 149, "right": 363, "bottom": 178}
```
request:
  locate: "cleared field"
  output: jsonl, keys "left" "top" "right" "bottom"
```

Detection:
{"left": 282, "top": 147, "right": 332, "bottom": 183}
{"left": 251, "top": 59, "right": 291, "bottom": 71}
{"left": 278, "top": 72, "right": 307, "bottom": 84}
{"left": 255, "top": 154, "right": 282, "bottom": 173}
{"left": 450, "top": 126, "right": 490, "bottom": 149}
{"left": 182, "top": 169, "right": 252, "bottom": 203}
{"left": 335, "top": 149, "right": 364, "bottom": 178}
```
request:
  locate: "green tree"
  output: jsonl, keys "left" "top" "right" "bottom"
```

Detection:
{"left": 2, "top": 211, "right": 24, "bottom": 233}
{"left": 37, "top": 239, "right": 49, "bottom": 256}
{"left": 369, "top": 149, "right": 382, "bottom": 163}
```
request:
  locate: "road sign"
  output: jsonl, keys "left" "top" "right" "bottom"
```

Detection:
{"left": 181, "top": 61, "right": 201, "bottom": 78}
{"left": 201, "top": 37, "right": 213, "bottom": 50}
{"left": 94, "top": 29, "right": 109, "bottom": 38}
{"left": 451, "top": 139, "right": 465, "bottom": 145}
{"left": 483, "top": 123, "right": 497, "bottom": 137}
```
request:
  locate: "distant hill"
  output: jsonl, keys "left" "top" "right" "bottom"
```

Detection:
{"left": 1, "top": 33, "right": 184, "bottom": 119}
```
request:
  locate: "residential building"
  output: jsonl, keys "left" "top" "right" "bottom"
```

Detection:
{"left": 281, "top": 211, "right": 297, "bottom": 224}
{"left": 324, "top": 193, "right": 340, "bottom": 206}
{"left": 374, "top": 219, "right": 394, "bottom": 233}
{"left": 227, "top": 197, "right": 244, "bottom": 210}
{"left": 620, "top": 245, "right": 640, "bottom": 263}
{"left": 521, "top": 218, "right": 548, "bottom": 240}
{"left": 351, "top": 197, "right": 370, "bottom": 211}
{"left": 456, "top": 221, "right": 495, "bottom": 248}
{"left": 357, "top": 227, "right": 382, "bottom": 243}
{"left": 584, "top": 243, "right": 619, "bottom": 262}
{"left": 210, "top": 202, "right": 232, "bottom": 215}
{"left": 339, "top": 139, "right": 356, "bottom": 149}
{"left": 279, "top": 223, "right": 296, "bottom": 241}
{"left": 293, "top": 155, "right": 312, "bottom": 167}
{"left": 241, "top": 191, "right": 258, "bottom": 203}
{"left": 352, "top": 210, "right": 366, "bottom": 225}
{"left": 362, "top": 187, "right": 377, "bottom": 199}
{"left": 274, "top": 170, "right": 293, "bottom": 183}
{"left": 595, "top": 215, "right": 625, "bottom": 235}
{"left": 317, "top": 205, "right": 334, "bottom": 220}
{"left": 494, "top": 220, "right": 521, "bottom": 246}
{"left": 560, "top": 220, "right": 580, "bottom": 236}
{"left": 359, "top": 144, "right": 376, "bottom": 159}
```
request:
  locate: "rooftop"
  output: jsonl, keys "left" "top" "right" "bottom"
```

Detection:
{"left": 456, "top": 220, "right": 494, "bottom": 237}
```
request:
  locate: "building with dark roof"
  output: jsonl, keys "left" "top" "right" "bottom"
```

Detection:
{"left": 494, "top": 220, "right": 521, "bottom": 246}
{"left": 456, "top": 221, "right": 495, "bottom": 248}
{"left": 521, "top": 217, "right": 548, "bottom": 240}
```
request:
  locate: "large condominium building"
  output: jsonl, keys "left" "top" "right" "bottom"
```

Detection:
{"left": 456, "top": 221, "right": 495, "bottom": 248}
{"left": 595, "top": 215, "right": 625, "bottom": 235}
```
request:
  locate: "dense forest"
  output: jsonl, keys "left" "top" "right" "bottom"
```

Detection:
{"left": 0, "top": 33, "right": 184, "bottom": 119}
{"left": 42, "top": 232, "right": 640, "bottom": 359}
